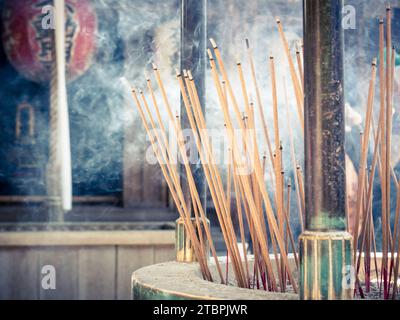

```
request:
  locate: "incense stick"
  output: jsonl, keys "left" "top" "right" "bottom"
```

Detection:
{"left": 182, "top": 70, "right": 248, "bottom": 287}
{"left": 210, "top": 39, "right": 297, "bottom": 292}
{"left": 245, "top": 39, "right": 275, "bottom": 169}
{"left": 276, "top": 18, "right": 304, "bottom": 131}
{"left": 283, "top": 77, "right": 304, "bottom": 232}
{"left": 295, "top": 42, "right": 304, "bottom": 92}
{"left": 130, "top": 88, "right": 212, "bottom": 280}
{"left": 353, "top": 59, "right": 377, "bottom": 267}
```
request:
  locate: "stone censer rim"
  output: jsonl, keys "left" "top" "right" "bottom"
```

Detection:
{"left": 132, "top": 256, "right": 299, "bottom": 300}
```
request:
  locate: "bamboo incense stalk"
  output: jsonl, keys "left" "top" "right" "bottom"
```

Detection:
{"left": 282, "top": 179, "right": 299, "bottom": 272}
{"left": 130, "top": 88, "right": 212, "bottom": 281}
{"left": 136, "top": 89, "right": 210, "bottom": 272}
{"left": 295, "top": 42, "right": 304, "bottom": 92}
{"left": 356, "top": 107, "right": 383, "bottom": 280}
{"left": 384, "top": 7, "right": 392, "bottom": 299}
{"left": 245, "top": 39, "right": 275, "bottom": 169}
{"left": 231, "top": 148, "right": 251, "bottom": 288}
{"left": 180, "top": 70, "right": 247, "bottom": 287}
{"left": 226, "top": 152, "right": 232, "bottom": 221}
{"left": 390, "top": 181, "right": 400, "bottom": 297}
{"left": 149, "top": 68, "right": 232, "bottom": 282}
{"left": 353, "top": 59, "right": 377, "bottom": 266}
{"left": 236, "top": 63, "right": 271, "bottom": 248}
{"left": 185, "top": 74, "right": 249, "bottom": 287}
{"left": 249, "top": 103, "right": 270, "bottom": 291}
{"left": 285, "top": 181, "right": 291, "bottom": 253}
{"left": 178, "top": 70, "right": 245, "bottom": 286}
{"left": 276, "top": 18, "right": 304, "bottom": 131}
{"left": 209, "top": 40, "right": 297, "bottom": 292}
{"left": 237, "top": 59, "right": 284, "bottom": 290}
{"left": 392, "top": 184, "right": 400, "bottom": 298}
{"left": 378, "top": 17, "right": 389, "bottom": 298}
{"left": 283, "top": 77, "right": 304, "bottom": 232}
{"left": 225, "top": 149, "right": 232, "bottom": 285}
{"left": 296, "top": 165, "right": 306, "bottom": 220}
{"left": 208, "top": 47, "right": 283, "bottom": 290}
{"left": 269, "top": 58, "right": 286, "bottom": 280}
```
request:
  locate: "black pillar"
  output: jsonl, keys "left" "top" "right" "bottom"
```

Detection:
{"left": 180, "top": 0, "right": 207, "bottom": 211}
{"left": 300, "top": 0, "right": 353, "bottom": 300}
{"left": 303, "top": 0, "right": 347, "bottom": 231}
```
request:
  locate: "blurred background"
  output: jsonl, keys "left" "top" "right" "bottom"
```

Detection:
{"left": 0, "top": 0, "right": 398, "bottom": 299}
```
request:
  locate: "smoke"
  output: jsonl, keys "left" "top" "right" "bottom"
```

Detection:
{"left": 0, "top": 0, "right": 398, "bottom": 228}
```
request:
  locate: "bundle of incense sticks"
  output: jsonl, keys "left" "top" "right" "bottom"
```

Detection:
{"left": 352, "top": 6, "right": 400, "bottom": 300}
{"left": 128, "top": 9, "right": 399, "bottom": 298}
{"left": 126, "top": 15, "right": 309, "bottom": 293}
{"left": 127, "top": 26, "right": 305, "bottom": 291}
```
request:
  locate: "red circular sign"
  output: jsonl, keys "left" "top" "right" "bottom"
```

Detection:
{"left": 1, "top": 0, "right": 97, "bottom": 83}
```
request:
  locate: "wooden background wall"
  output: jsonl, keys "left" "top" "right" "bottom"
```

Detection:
{"left": 0, "top": 231, "right": 175, "bottom": 300}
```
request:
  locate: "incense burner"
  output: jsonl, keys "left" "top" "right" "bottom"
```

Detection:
{"left": 132, "top": 257, "right": 298, "bottom": 300}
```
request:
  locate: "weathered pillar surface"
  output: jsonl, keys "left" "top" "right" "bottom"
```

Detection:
{"left": 180, "top": 0, "right": 207, "bottom": 212}
{"left": 300, "top": 0, "right": 353, "bottom": 300}
{"left": 176, "top": 0, "right": 207, "bottom": 261}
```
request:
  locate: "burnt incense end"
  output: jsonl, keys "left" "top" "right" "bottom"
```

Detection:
{"left": 245, "top": 38, "right": 250, "bottom": 49}
{"left": 209, "top": 38, "right": 218, "bottom": 49}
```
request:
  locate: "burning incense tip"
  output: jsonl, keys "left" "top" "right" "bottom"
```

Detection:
{"left": 188, "top": 71, "right": 194, "bottom": 81}
{"left": 152, "top": 63, "right": 158, "bottom": 70}
{"left": 207, "top": 49, "right": 214, "bottom": 60}
{"left": 275, "top": 17, "right": 281, "bottom": 24}
{"left": 387, "top": 4, "right": 391, "bottom": 11}
{"left": 372, "top": 58, "right": 377, "bottom": 66}
{"left": 245, "top": 38, "right": 251, "bottom": 50}
{"left": 379, "top": 19, "right": 384, "bottom": 24}
{"left": 209, "top": 38, "right": 218, "bottom": 49}
{"left": 183, "top": 70, "right": 189, "bottom": 78}
{"left": 175, "top": 69, "right": 181, "bottom": 77}
{"left": 270, "top": 56, "right": 274, "bottom": 60}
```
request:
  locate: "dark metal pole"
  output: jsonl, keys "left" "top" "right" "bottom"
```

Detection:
{"left": 300, "top": 0, "right": 353, "bottom": 300}
{"left": 175, "top": 0, "right": 207, "bottom": 262}
{"left": 180, "top": 0, "right": 207, "bottom": 211}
